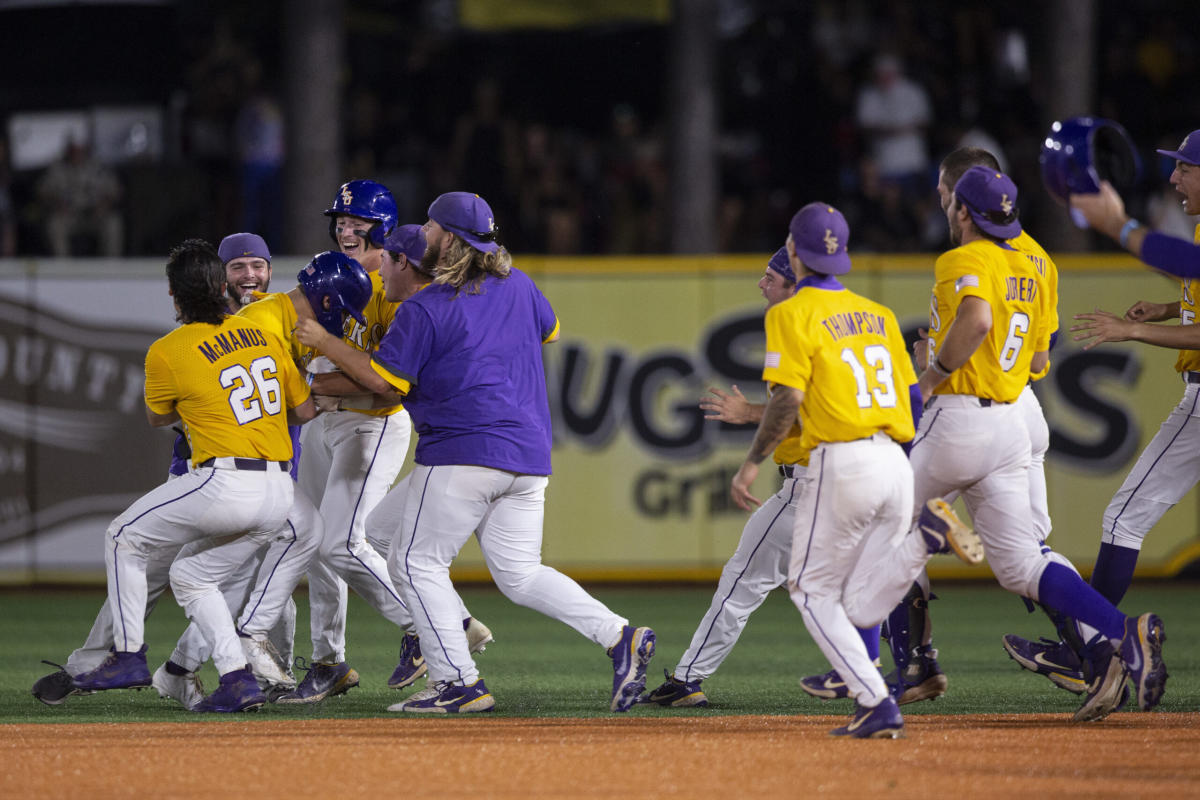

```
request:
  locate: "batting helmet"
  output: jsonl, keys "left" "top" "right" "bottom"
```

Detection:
{"left": 1040, "top": 116, "right": 1142, "bottom": 206}
{"left": 323, "top": 179, "right": 398, "bottom": 248}
{"left": 297, "top": 251, "right": 373, "bottom": 337}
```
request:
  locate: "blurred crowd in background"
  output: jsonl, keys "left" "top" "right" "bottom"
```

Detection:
{"left": 1, "top": 0, "right": 1199, "bottom": 260}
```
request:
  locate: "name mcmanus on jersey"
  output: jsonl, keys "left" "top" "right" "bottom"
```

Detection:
{"left": 195, "top": 328, "right": 272, "bottom": 364}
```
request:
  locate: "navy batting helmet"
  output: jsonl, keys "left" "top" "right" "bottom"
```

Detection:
{"left": 297, "top": 251, "right": 373, "bottom": 337}
{"left": 1040, "top": 117, "right": 1142, "bottom": 206}
{"left": 323, "top": 179, "right": 398, "bottom": 248}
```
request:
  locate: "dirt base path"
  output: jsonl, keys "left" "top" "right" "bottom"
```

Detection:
{"left": 5, "top": 714, "right": 1198, "bottom": 798}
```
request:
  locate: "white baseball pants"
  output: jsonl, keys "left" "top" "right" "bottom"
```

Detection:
{"left": 788, "top": 435, "right": 913, "bottom": 707}
{"left": 299, "top": 410, "right": 411, "bottom": 662}
{"left": 393, "top": 464, "right": 626, "bottom": 686}
{"left": 1102, "top": 381, "right": 1200, "bottom": 550}
{"left": 106, "top": 464, "right": 293, "bottom": 674}
{"left": 673, "top": 472, "right": 802, "bottom": 683}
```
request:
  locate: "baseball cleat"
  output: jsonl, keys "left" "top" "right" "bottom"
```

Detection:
{"left": 71, "top": 645, "right": 153, "bottom": 691}
{"left": 399, "top": 679, "right": 494, "bottom": 714}
{"left": 31, "top": 661, "right": 90, "bottom": 706}
{"left": 192, "top": 667, "right": 266, "bottom": 713}
{"left": 274, "top": 659, "right": 359, "bottom": 704}
{"left": 917, "top": 499, "right": 983, "bottom": 564}
{"left": 830, "top": 696, "right": 905, "bottom": 739}
{"left": 1001, "top": 635, "right": 1086, "bottom": 694}
{"left": 799, "top": 668, "right": 851, "bottom": 700}
{"left": 886, "top": 646, "right": 947, "bottom": 705}
{"left": 152, "top": 662, "right": 206, "bottom": 710}
{"left": 240, "top": 634, "right": 296, "bottom": 691}
{"left": 387, "top": 682, "right": 440, "bottom": 712}
{"left": 641, "top": 670, "right": 708, "bottom": 707}
{"left": 465, "top": 616, "right": 494, "bottom": 654}
{"left": 1073, "top": 642, "right": 1128, "bottom": 723}
{"left": 1120, "top": 613, "right": 1168, "bottom": 711}
{"left": 609, "top": 625, "right": 656, "bottom": 712}
{"left": 388, "top": 633, "right": 427, "bottom": 690}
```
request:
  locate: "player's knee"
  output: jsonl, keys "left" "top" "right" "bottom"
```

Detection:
{"left": 168, "top": 559, "right": 211, "bottom": 603}
{"left": 991, "top": 560, "right": 1040, "bottom": 597}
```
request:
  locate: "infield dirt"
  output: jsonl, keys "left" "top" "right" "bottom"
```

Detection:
{"left": 4, "top": 713, "right": 1197, "bottom": 798}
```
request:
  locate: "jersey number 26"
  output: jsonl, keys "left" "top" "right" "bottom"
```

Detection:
{"left": 220, "top": 356, "right": 283, "bottom": 425}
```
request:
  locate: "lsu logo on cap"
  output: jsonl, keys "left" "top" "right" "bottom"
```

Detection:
{"left": 1000, "top": 194, "right": 1013, "bottom": 215}
{"left": 823, "top": 229, "right": 839, "bottom": 254}
{"left": 341, "top": 186, "right": 353, "bottom": 207}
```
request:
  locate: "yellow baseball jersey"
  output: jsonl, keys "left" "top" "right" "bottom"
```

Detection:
{"left": 763, "top": 281, "right": 917, "bottom": 463}
{"left": 1010, "top": 230, "right": 1059, "bottom": 382}
{"left": 927, "top": 238, "right": 1052, "bottom": 402}
{"left": 339, "top": 270, "right": 403, "bottom": 417}
{"left": 144, "top": 315, "right": 310, "bottom": 465}
{"left": 1172, "top": 224, "right": 1200, "bottom": 374}
{"left": 236, "top": 292, "right": 314, "bottom": 366}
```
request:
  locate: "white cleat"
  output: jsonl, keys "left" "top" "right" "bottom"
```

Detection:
{"left": 240, "top": 635, "right": 297, "bottom": 690}
{"left": 152, "top": 663, "right": 206, "bottom": 710}
{"left": 466, "top": 617, "right": 495, "bottom": 654}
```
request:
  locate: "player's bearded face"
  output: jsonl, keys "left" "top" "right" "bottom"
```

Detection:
{"left": 946, "top": 200, "right": 964, "bottom": 246}
{"left": 225, "top": 258, "right": 271, "bottom": 305}
{"left": 419, "top": 221, "right": 447, "bottom": 272}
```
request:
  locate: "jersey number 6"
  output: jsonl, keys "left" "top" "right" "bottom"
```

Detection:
{"left": 220, "top": 356, "right": 284, "bottom": 425}
{"left": 998, "top": 312, "right": 1030, "bottom": 372}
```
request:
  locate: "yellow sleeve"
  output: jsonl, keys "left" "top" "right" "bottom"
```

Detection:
{"left": 143, "top": 340, "right": 176, "bottom": 415}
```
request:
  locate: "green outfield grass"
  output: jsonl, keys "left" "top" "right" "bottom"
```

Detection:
{"left": 2, "top": 582, "right": 1197, "bottom": 723}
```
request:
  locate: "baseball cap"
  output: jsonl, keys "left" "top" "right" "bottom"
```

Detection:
{"left": 1156, "top": 130, "right": 1200, "bottom": 166}
{"left": 767, "top": 246, "right": 795, "bottom": 283}
{"left": 954, "top": 165, "right": 1022, "bottom": 239}
{"left": 383, "top": 224, "right": 428, "bottom": 264}
{"left": 427, "top": 192, "right": 501, "bottom": 253}
{"left": 788, "top": 203, "right": 851, "bottom": 275}
{"left": 218, "top": 233, "right": 271, "bottom": 265}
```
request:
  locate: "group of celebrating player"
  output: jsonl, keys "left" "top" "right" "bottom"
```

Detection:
{"left": 31, "top": 178, "right": 655, "bottom": 715}
{"left": 31, "top": 123, "right": 1196, "bottom": 734}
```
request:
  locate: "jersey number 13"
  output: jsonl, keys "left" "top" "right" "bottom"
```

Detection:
{"left": 841, "top": 345, "right": 898, "bottom": 409}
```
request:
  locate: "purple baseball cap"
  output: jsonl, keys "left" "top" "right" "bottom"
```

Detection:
{"left": 383, "top": 224, "right": 428, "bottom": 264}
{"left": 1156, "top": 130, "right": 1200, "bottom": 166}
{"left": 427, "top": 192, "right": 501, "bottom": 253}
{"left": 954, "top": 165, "right": 1022, "bottom": 239}
{"left": 788, "top": 203, "right": 851, "bottom": 275}
{"left": 767, "top": 246, "right": 796, "bottom": 283}
{"left": 218, "top": 232, "right": 271, "bottom": 264}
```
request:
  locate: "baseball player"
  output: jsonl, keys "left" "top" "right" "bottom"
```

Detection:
{"left": 848, "top": 166, "right": 1166, "bottom": 723}
{"left": 864, "top": 147, "right": 1067, "bottom": 706}
{"left": 67, "top": 239, "right": 316, "bottom": 713}
{"left": 640, "top": 248, "right": 884, "bottom": 707}
{"left": 727, "top": 203, "right": 921, "bottom": 738}
{"left": 280, "top": 181, "right": 450, "bottom": 703}
{"left": 1004, "top": 130, "right": 1200, "bottom": 691}
{"left": 295, "top": 191, "right": 655, "bottom": 714}
{"left": 32, "top": 233, "right": 301, "bottom": 708}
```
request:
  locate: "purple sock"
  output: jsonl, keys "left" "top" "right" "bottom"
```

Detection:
{"left": 1037, "top": 562, "right": 1124, "bottom": 640}
{"left": 857, "top": 624, "right": 881, "bottom": 661}
{"left": 1090, "top": 542, "right": 1140, "bottom": 606}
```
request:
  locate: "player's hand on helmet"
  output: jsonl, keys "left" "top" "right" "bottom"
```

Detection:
{"left": 701, "top": 385, "right": 753, "bottom": 424}
{"left": 730, "top": 461, "right": 761, "bottom": 511}
{"left": 1071, "top": 308, "right": 1134, "bottom": 349}
{"left": 1068, "top": 180, "right": 1126, "bottom": 238}
{"left": 1124, "top": 300, "right": 1173, "bottom": 323}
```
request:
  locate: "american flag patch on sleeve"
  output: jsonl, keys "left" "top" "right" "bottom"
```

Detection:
{"left": 954, "top": 274, "right": 980, "bottom": 292}
{"left": 764, "top": 351, "right": 781, "bottom": 368}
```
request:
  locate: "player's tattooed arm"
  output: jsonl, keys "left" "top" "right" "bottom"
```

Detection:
{"left": 731, "top": 385, "right": 802, "bottom": 511}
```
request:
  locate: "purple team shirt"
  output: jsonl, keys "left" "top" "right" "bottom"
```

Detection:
{"left": 372, "top": 266, "right": 557, "bottom": 475}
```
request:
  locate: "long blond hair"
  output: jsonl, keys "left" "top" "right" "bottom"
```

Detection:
{"left": 434, "top": 235, "right": 512, "bottom": 295}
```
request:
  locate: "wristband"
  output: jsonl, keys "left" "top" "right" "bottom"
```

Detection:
{"left": 1119, "top": 218, "right": 1142, "bottom": 249}
{"left": 930, "top": 357, "right": 953, "bottom": 378}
